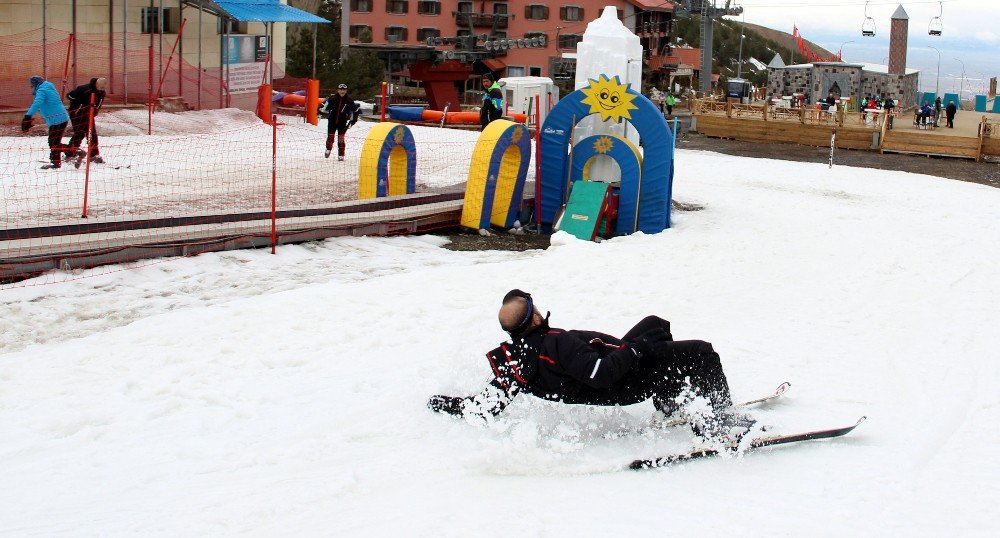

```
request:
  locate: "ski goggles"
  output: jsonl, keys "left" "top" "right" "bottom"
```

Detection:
{"left": 502, "top": 289, "right": 534, "bottom": 337}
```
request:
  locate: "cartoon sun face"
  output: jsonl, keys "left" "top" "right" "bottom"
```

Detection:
{"left": 593, "top": 136, "right": 614, "bottom": 154}
{"left": 580, "top": 74, "right": 639, "bottom": 123}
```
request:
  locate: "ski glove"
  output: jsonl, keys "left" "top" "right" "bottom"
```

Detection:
{"left": 20, "top": 115, "right": 32, "bottom": 132}
{"left": 428, "top": 394, "right": 466, "bottom": 416}
{"left": 629, "top": 327, "right": 672, "bottom": 358}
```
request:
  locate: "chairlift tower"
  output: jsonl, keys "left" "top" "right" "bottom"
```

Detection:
{"left": 675, "top": 1, "right": 744, "bottom": 95}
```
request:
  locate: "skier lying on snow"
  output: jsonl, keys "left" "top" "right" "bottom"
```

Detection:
{"left": 428, "top": 289, "right": 758, "bottom": 445}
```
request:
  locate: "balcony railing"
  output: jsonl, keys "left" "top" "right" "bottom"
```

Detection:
{"left": 455, "top": 12, "right": 509, "bottom": 29}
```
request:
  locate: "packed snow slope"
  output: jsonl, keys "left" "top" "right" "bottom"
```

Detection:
{"left": 2, "top": 150, "right": 999, "bottom": 536}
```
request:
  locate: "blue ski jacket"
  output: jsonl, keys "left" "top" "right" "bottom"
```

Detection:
{"left": 27, "top": 80, "right": 70, "bottom": 125}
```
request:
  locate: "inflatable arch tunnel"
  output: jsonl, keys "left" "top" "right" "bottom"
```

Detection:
{"left": 460, "top": 120, "right": 533, "bottom": 230}
{"left": 540, "top": 74, "right": 674, "bottom": 234}
{"left": 359, "top": 123, "right": 416, "bottom": 199}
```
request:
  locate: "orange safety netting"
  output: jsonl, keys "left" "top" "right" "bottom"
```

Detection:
{"left": 1, "top": 28, "right": 283, "bottom": 111}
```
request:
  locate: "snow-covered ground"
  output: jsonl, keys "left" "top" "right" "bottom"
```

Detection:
{"left": 2, "top": 142, "right": 999, "bottom": 535}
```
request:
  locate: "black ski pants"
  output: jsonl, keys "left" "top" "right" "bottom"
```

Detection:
{"left": 563, "top": 316, "right": 733, "bottom": 412}
{"left": 46, "top": 122, "right": 68, "bottom": 164}
{"left": 67, "top": 108, "right": 100, "bottom": 157}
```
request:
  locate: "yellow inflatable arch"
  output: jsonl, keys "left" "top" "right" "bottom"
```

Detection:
{"left": 460, "top": 120, "right": 533, "bottom": 230}
{"left": 358, "top": 123, "right": 416, "bottom": 199}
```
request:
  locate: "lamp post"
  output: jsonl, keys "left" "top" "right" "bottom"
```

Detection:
{"left": 953, "top": 57, "right": 965, "bottom": 102}
{"left": 838, "top": 40, "right": 854, "bottom": 61}
{"left": 927, "top": 46, "right": 941, "bottom": 97}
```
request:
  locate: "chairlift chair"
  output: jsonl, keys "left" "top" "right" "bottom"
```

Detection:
{"left": 862, "top": 1, "right": 876, "bottom": 37}
{"left": 928, "top": 2, "right": 943, "bottom": 36}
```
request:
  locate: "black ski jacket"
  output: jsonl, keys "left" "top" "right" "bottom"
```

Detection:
{"left": 66, "top": 78, "right": 106, "bottom": 115}
{"left": 321, "top": 93, "right": 361, "bottom": 130}
{"left": 463, "top": 325, "right": 640, "bottom": 418}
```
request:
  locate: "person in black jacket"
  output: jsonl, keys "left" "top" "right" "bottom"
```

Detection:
{"left": 320, "top": 83, "right": 362, "bottom": 161}
{"left": 66, "top": 77, "right": 107, "bottom": 164}
{"left": 428, "top": 290, "right": 755, "bottom": 444}
{"left": 945, "top": 100, "right": 957, "bottom": 128}
{"left": 479, "top": 73, "right": 503, "bottom": 130}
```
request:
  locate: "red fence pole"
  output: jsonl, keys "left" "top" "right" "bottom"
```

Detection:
{"left": 534, "top": 93, "right": 542, "bottom": 228}
{"left": 271, "top": 114, "right": 278, "bottom": 254}
{"left": 61, "top": 33, "right": 75, "bottom": 97}
{"left": 380, "top": 81, "right": 388, "bottom": 122}
{"left": 81, "top": 93, "right": 96, "bottom": 218}
{"left": 155, "top": 18, "right": 186, "bottom": 99}
{"left": 147, "top": 45, "right": 153, "bottom": 135}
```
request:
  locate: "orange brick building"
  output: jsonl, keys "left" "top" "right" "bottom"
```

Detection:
{"left": 343, "top": 0, "right": 678, "bottom": 107}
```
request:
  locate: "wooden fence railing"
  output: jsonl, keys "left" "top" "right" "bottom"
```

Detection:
{"left": 691, "top": 100, "right": 1000, "bottom": 160}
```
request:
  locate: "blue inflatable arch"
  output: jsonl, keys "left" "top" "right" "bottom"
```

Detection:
{"left": 539, "top": 75, "right": 674, "bottom": 234}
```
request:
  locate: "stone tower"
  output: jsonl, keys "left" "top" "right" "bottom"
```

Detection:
{"left": 888, "top": 5, "right": 909, "bottom": 75}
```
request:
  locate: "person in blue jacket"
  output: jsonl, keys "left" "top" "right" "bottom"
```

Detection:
{"left": 21, "top": 76, "right": 70, "bottom": 169}
{"left": 479, "top": 73, "right": 503, "bottom": 130}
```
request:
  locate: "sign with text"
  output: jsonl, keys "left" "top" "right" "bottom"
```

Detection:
{"left": 226, "top": 62, "right": 267, "bottom": 94}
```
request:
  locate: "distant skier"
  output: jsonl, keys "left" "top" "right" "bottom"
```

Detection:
{"left": 479, "top": 73, "right": 503, "bottom": 130}
{"left": 945, "top": 100, "right": 957, "bottom": 128}
{"left": 21, "top": 75, "right": 70, "bottom": 169}
{"left": 66, "top": 77, "right": 108, "bottom": 165}
{"left": 320, "top": 83, "right": 361, "bottom": 161}
{"left": 428, "top": 290, "right": 756, "bottom": 446}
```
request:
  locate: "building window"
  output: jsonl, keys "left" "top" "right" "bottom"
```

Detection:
{"left": 217, "top": 19, "right": 248, "bottom": 35}
{"left": 524, "top": 31, "right": 547, "bottom": 42}
{"left": 457, "top": 1, "right": 473, "bottom": 13}
{"left": 141, "top": 7, "right": 178, "bottom": 34}
{"left": 494, "top": 3, "right": 508, "bottom": 15}
{"left": 385, "top": 26, "right": 408, "bottom": 42}
{"left": 350, "top": 0, "right": 372, "bottom": 12}
{"left": 417, "top": 27, "right": 441, "bottom": 42}
{"left": 529, "top": 66, "right": 542, "bottom": 76}
{"left": 525, "top": 5, "right": 548, "bottom": 20}
{"left": 507, "top": 66, "right": 525, "bottom": 77}
{"left": 417, "top": 1, "right": 441, "bottom": 15}
{"left": 560, "top": 6, "right": 585, "bottom": 22}
{"left": 349, "top": 24, "right": 372, "bottom": 40}
{"left": 558, "top": 33, "right": 582, "bottom": 49}
{"left": 457, "top": 28, "right": 472, "bottom": 37}
{"left": 386, "top": 0, "right": 409, "bottom": 14}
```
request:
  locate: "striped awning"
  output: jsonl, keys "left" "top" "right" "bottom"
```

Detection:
{"left": 207, "top": 0, "right": 330, "bottom": 23}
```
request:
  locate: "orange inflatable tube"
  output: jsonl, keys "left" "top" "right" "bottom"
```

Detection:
{"left": 417, "top": 110, "right": 528, "bottom": 124}
{"left": 281, "top": 93, "right": 307, "bottom": 106}
{"left": 421, "top": 109, "right": 444, "bottom": 121}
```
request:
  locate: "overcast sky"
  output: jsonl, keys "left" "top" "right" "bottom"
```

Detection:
{"left": 727, "top": 0, "right": 998, "bottom": 95}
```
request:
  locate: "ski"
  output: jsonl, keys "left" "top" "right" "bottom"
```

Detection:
{"left": 630, "top": 415, "right": 867, "bottom": 470}
{"left": 737, "top": 381, "right": 791, "bottom": 407}
{"left": 655, "top": 382, "right": 791, "bottom": 428}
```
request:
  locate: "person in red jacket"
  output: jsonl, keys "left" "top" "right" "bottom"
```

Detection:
{"left": 428, "top": 290, "right": 755, "bottom": 445}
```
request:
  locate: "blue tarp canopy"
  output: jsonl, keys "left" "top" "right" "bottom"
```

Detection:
{"left": 207, "top": 0, "right": 330, "bottom": 23}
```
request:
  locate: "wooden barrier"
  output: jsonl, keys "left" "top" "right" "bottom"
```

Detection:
{"left": 880, "top": 129, "right": 982, "bottom": 159}
{"left": 692, "top": 99, "right": 998, "bottom": 160}
{"left": 694, "top": 114, "right": 876, "bottom": 151}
